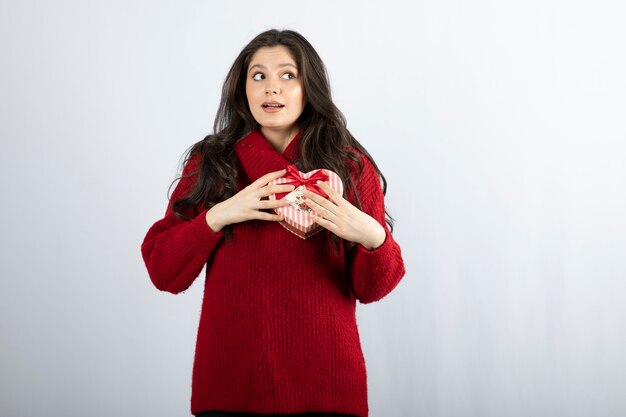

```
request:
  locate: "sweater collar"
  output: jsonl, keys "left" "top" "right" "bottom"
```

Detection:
{"left": 235, "top": 130, "right": 301, "bottom": 182}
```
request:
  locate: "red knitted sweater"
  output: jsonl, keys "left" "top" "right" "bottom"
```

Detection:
{"left": 141, "top": 130, "right": 406, "bottom": 416}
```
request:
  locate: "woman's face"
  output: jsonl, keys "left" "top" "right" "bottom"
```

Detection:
{"left": 245, "top": 45, "right": 304, "bottom": 139}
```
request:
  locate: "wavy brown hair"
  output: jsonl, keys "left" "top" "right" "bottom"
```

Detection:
{"left": 171, "top": 29, "right": 394, "bottom": 244}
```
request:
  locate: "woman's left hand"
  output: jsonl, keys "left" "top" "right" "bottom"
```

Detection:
{"left": 302, "top": 181, "right": 386, "bottom": 250}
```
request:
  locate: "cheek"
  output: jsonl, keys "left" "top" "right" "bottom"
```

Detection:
{"left": 293, "top": 86, "right": 304, "bottom": 107}
{"left": 245, "top": 82, "right": 258, "bottom": 104}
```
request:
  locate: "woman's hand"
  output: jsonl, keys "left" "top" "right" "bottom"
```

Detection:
{"left": 205, "top": 169, "right": 295, "bottom": 233}
{"left": 302, "top": 181, "right": 386, "bottom": 250}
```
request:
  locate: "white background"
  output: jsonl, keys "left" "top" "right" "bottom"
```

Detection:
{"left": 1, "top": 1, "right": 625, "bottom": 416}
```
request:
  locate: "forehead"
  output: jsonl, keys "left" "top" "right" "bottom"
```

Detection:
{"left": 248, "top": 45, "right": 297, "bottom": 69}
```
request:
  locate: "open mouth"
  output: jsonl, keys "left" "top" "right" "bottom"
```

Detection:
{"left": 262, "top": 103, "right": 285, "bottom": 108}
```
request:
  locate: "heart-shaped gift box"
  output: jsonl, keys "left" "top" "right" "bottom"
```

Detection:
{"left": 268, "top": 165, "right": 344, "bottom": 239}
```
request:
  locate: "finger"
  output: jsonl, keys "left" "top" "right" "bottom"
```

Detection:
{"left": 259, "top": 183, "right": 296, "bottom": 198}
{"left": 310, "top": 212, "right": 340, "bottom": 234}
{"left": 257, "top": 199, "right": 292, "bottom": 210}
{"left": 252, "top": 169, "right": 288, "bottom": 188}
{"left": 302, "top": 189, "right": 340, "bottom": 216}
{"left": 253, "top": 211, "right": 285, "bottom": 222}
{"left": 316, "top": 181, "right": 344, "bottom": 205}
{"left": 304, "top": 195, "right": 338, "bottom": 222}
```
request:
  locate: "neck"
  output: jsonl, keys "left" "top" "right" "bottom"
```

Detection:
{"left": 260, "top": 126, "right": 299, "bottom": 153}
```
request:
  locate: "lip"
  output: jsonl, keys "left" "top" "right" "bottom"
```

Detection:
{"left": 262, "top": 101, "right": 285, "bottom": 113}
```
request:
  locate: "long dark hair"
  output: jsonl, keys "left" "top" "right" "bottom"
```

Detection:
{"left": 172, "top": 29, "right": 394, "bottom": 244}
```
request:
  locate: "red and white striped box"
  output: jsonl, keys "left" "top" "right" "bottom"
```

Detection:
{"left": 268, "top": 167, "right": 344, "bottom": 239}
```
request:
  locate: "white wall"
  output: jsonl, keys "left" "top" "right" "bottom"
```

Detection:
{"left": 1, "top": 1, "right": 625, "bottom": 416}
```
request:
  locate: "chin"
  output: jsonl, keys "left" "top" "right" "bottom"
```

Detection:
{"left": 260, "top": 120, "right": 294, "bottom": 130}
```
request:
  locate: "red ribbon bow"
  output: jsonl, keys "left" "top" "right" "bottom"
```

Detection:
{"left": 275, "top": 165, "right": 330, "bottom": 200}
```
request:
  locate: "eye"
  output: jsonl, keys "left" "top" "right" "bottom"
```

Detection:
{"left": 252, "top": 72, "right": 264, "bottom": 81}
{"left": 281, "top": 72, "right": 296, "bottom": 80}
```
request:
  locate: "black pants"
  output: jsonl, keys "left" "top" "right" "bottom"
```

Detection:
{"left": 196, "top": 412, "right": 356, "bottom": 417}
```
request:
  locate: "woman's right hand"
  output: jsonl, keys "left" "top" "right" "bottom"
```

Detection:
{"left": 204, "top": 169, "right": 294, "bottom": 233}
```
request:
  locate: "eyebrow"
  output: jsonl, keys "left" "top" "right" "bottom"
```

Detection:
{"left": 248, "top": 63, "right": 298, "bottom": 72}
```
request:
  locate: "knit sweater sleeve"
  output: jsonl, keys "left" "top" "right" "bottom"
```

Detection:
{"left": 346, "top": 156, "right": 406, "bottom": 304}
{"left": 141, "top": 153, "right": 223, "bottom": 294}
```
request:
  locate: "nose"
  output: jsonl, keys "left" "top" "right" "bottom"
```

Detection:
{"left": 265, "top": 84, "right": 281, "bottom": 95}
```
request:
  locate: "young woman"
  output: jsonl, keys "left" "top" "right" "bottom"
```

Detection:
{"left": 141, "top": 29, "right": 406, "bottom": 417}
